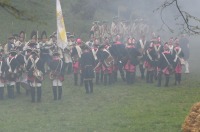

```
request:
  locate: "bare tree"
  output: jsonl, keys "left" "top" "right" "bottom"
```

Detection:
{"left": 0, "top": 0, "right": 39, "bottom": 22}
{"left": 155, "top": 0, "right": 200, "bottom": 35}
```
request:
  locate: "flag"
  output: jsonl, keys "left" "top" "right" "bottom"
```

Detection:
{"left": 56, "top": 0, "right": 68, "bottom": 49}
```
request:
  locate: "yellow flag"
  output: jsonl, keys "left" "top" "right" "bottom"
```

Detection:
{"left": 56, "top": 0, "right": 68, "bottom": 49}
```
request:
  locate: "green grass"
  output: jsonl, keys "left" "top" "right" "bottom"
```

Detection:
{"left": 0, "top": 72, "right": 200, "bottom": 132}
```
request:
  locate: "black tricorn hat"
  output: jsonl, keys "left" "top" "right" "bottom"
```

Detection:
{"left": 30, "top": 30, "right": 37, "bottom": 39}
{"left": 40, "top": 31, "right": 47, "bottom": 39}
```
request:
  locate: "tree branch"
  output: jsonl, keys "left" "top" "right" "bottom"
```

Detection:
{"left": 155, "top": 0, "right": 200, "bottom": 35}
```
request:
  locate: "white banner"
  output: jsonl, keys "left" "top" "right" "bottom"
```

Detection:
{"left": 56, "top": 0, "right": 68, "bottom": 49}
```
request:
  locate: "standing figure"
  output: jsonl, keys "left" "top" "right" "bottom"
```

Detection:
{"left": 91, "top": 21, "right": 101, "bottom": 42}
{"left": 124, "top": 38, "right": 140, "bottom": 84}
{"left": 100, "top": 21, "right": 111, "bottom": 42}
{"left": 49, "top": 51, "right": 64, "bottom": 100}
{"left": 109, "top": 35, "right": 126, "bottom": 82}
{"left": 0, "top": 50, "right": 7, "bottom": 100}
{"left": 173, "top": 40, "right": 184, "bottom": 85}
{"left": 111, "top": 17, "right": 120, "bottom": 42}
{"left": 144, "top": 42, "right": 157, "bottom": 83}
{"left": 157, "top": 43, "right": 173, "bottom": 87}
{"left": 136, "top": 35, "right": 149, "bottom": 79}
{"left": 71, "top": 39, "right": 82, "bottom": 86}
{"left": 99, "top": 44, "right": 113, "bottom": 86}
{"left": 179, "top": 34, "right": 190, "bottom": 73}
{"left": 26, "top": 49, "right": 44, "bottom": 102}
{"left": 80, "top": 45, "right": 95, "bottom": 94}
{"left": 6, "top": 49, "right": 19, "bottom": 99}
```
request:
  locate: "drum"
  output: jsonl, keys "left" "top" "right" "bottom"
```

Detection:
{"left": 104, "top": 55, "right": 114, "bottom": 67}
{"left": 33, "top": 69, "right": 44, "bottom": 81}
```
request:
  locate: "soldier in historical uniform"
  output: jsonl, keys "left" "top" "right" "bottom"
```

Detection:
{"left": 25, "top": 31, "right": 39, "bottom": 50}
{"left": 179, "top": 34, "right": 190, "bottom": 73}
{"left": 172, "top": 39, "right": 184, "bottom": 85}
{"left": 15, "top": 46, "right": 26, "bottom": 94}
{"left": 98, "top": 44, "right": 113, "bottom": 86}
{"left": 91, "top": 21, "right": 101, "bottom": 42}
{"left": 4, "top": 36, "right": 15, "bottom": 55}
{"left": 15, "top": 31, "right": 26, "bottom": 51}
{"left": 111, "top": 17, "right": 120, "bottom": 42}
{"left": 0, "top": 48, "right": 7, "bottom": 100}
{"left": 124, "top": 38, "right": 140, "bottom": 84}
{"left": 157, "top": 43, "right": 174, "bottom": 87}
{"left": 49, "top": 50, "right": 64, "bottom": 100}
{"left": 71, "top": 39, "right": 82, "bottom": 86}
{"left": 143, "top": 42, "right": 157, "bottom": 83}
{"left": 153, "top": 36, "right": 163, "bottom": 80}
{"left": 109, "top": 35, "right": 126, "bottom": 82}
{"left": 63, "top": 35, "right": 74, "bottom": 75}
{"left": 6, "top": 49, "right": 19, "bottom": 99}
{"left": 39, "top": 31, "right": 51, "bottom": 73}
{"left": 168, "top": 37, "right": 174, "bottom": 55}
{"left": 136, "top": 35, "right": 149, "bottom": 79}
{"left": 91, "top": 39, "right": 101, "bottom": 84}
{"left": 80, "top": 45, "right": 95, "bottom": 93}
{"left": 23, "top": 47, "right": 33, "bottom": 95}
{"left": 26, "top": 49, "right": 44, "bottom": 102}
{"left": 100, "top": 21, "right": 111, "bottom": 42}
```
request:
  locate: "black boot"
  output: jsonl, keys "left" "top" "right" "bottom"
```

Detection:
{"left": 84, "top": 81, "right": 89, "bottom": 94}
{"left": 139, "top": 64, "right": 145, "bottom": 79}
{"left": 154, "top": 70, "right": 158, "bottom": 80}
{"left": 157, "top": 72, "right": 162, "bottom": 87}
{"left": 178, "top": 73, "right": 181, "bottom": 84}
{"left": 58, "top": 86, "right": 62, "bottom": 100}
{"left": 89, "top": 80, "right": 93, "bottom": 93}
{"left": 74, "top": 73, "right": 78, "bottom": 86}
{"left": 146, "top": 71, "right": 150, "bottom": 83}
{"left": 30, "top": 87, "right": 35, "bottom": 102}
{"left": 37, "top": 87, "right": 42, "bottom": 102}
{"left": 149, "top": 71, "right": 154, "bottom": 83}
{"left": 104, "top": 74, "right": 108, "bottom": 86}
{"left": 100, "top": 70, "right": 104, "bottom": 83}
{"left": 108, "top": 74, "right": 112, "bottom": 85}
{"left": 80, "top": 73, "right": 83, "bottom": 86}
{"left": 126, "top": 71, "right": 130, "bottom": 84}
{"left": 113, "top": 71, "right": 118, "bottom": 82}
{"left": 16, "top": 82, "right": 21, "bottom": 94}
{"left": 95, "top": 73, "right": 100, "bottom": 85}
{"left": 7, "top": 85, "right": 11, "bottom": 98}
{"left": 7, "top": 85, "right": 14, "bottom": 98}
{"left": 174, "top": 73, "right": 178, "bottom": 85}
{"left": 0, "top": 87, "right": 4, "bottom": 100}
{"left": 129, "top": 73, "right": 134, "bottom": 84}
{"left": 9, "top": 85, "right": 15, "bottom": 99}
{"left": 26, "top": 87, "right": 30, "bottom": 96}
{"left": 165, "top": 75, "right": 170, "bottom": 87}
{"left": 119, "top": 68, "right": 126, "bottom": 81}
{"left": 53, "top": 86, "right": 57, "bottom": 100}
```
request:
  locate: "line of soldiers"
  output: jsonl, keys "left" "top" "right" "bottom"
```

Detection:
{"left": 90, "top": 17, "right": 150, "bottom": 43}
{"left": 0, "top": 26, "right": 189, "bottom": 101}
{"left": 0, "top": 30, "right": 66, "bottom": 102}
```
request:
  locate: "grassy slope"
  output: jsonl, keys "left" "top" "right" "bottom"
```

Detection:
{"left": 0, "top": 73, "right": 199, "bottom": 132}
{"left": 0, "top": 1, "right": 200, "bottom": 132}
